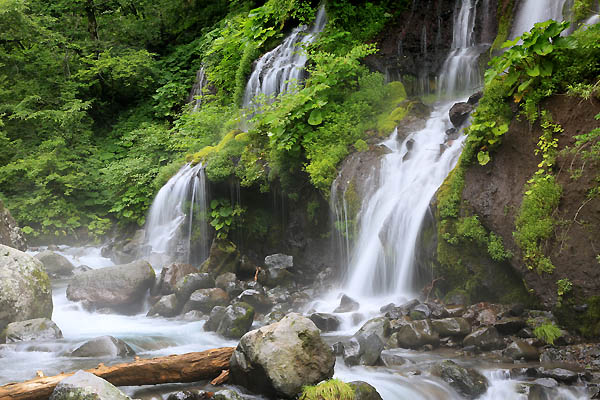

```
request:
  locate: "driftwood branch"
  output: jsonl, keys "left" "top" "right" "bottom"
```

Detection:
{"left": 0, "top": 347, "right": 235, "bottom": 400}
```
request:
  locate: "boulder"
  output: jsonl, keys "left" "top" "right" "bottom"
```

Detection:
{"left": 167, "top": 391, "right": 212, "bottom": 400}
{"left": 236, "top": 289, "right": 272, "bottom": 313}
{"left": 349, "top": 381, "right": 383, "bottom": 400}
{"left": 71, "top": 335, "right": 135, "bottom": 358}
{"left": 389, "top": 320, "right": 439, "bottom": 349}
{"left": 463, "top": 326, "right": 503, "bottom": 350}
{"left": 264, "top": 254, "right": 293, "bottom": 269}
{"left": 50, "top": 370, "right": 131, "bottom": 400}
{"left": 257, "top": 266, "right": 294, "bottom": 288}
{"left": 0, "top": 244, "right": 52, "bottom": 332}
{"left": 215, "top": 272, "right": 243, "bottom": 297}
{"left": 379, "top": 350, "right": 407, "bottom": 367}
{"left": 35, "top": 251, "right": 74, "bottom": 277}
{"left": 230, "top": 313, "right": 335, "bottom": 398}
{"left": 494, "top": 317, "right": 527, "bottom": 335}
{"left": 309, "top": 313, "right": 340, "bottom": 332}
{"left": 147, "top": 294, "right": 179, "bottom": 317}
{"left": 503, "top": 340, "right": 539, "bottom": 361}
{"left": 334, "top": 294, "right": 360, "bottom": 313}
{"left": 431, "top": 317, "right": 471, "bottom": 337}
{"left": 205, "top": 302, "right": 255, "bottom": 339}
{"left": 213, "top": 390, "right": 244, "bottom": 400}
{"left": 467, "top": 91, "right": 483, "bottom": 105}
{"left": 199, "top": 238, "right": 240, "bottom": 277}
{"left": 530, "top": 367, "right": 579, "bottom": 384}
{"left": 183, "top": 288, "right": 229, "bottom": 314}
{"left": 410, "top": 303, "right": 431, "bottom": 320}
{"left": 154, "top": 263, "right": 197, "bottom": 296}
{"left": 431, "top": 360, "right": 488, "bottom": 398}
{"left": 0, "top": 200, "right": 26, "bottom": 250}
{"left": 342, "top": 333, "right": 384, "bottom": 366}
{"left": 449, "top": 102, "right": 473, "bottom": 127}
{"left": 174, "top": 273, "right": 215, "bottom": 303}
{"left": 66, "top": 260, "right": 155, "bottom": 311}
{"left": 384, "top": 299, "right": 420, "bottom": 319}
{"left": 5, "top": 318, "right": 62, "bottom": 343}
{"left": 356, "top": 317, "right": 391, "bottom": 342}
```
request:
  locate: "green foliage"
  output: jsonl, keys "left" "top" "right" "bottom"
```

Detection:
{"left": 573, "top": 0, "right": 595, "bottom": 21}
{"left": 490, "top": 0, "right": 515, "bottom": 53}
{"left": 532, "top": 322, "right": 562, "bottom": 345}
{"left": 300, "top": 379, "right": 354, "bottom": 400}
{"left": 210, "top": 198, "right": 244, "bottom": 239}
{"left": 556, "top": 277, "right": 572, "bottom": 297}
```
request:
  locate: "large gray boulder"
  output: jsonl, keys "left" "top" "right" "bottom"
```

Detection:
{"left": 71, "top": 335, "right": 135, "bottom": 358}
{"left": 349, "top": 381, "right": 384, "bottom": 400}
{"left": 431, "top": 360, "right": 488, "bottom": 399}
{"left": 0, "top": 200, "right": 26, "bottom": 250}
{"left": 230, "top": 313, "right": 335, "bottom": 398}
{"left": 182, "top": 288, "right": 229, "bottom": 314}
{"left": 463, "top": 326, "right": 503, "bottom": 350}
{"left": 35, "top": 250, "right": 74, "bottom": 277}
{"left": 50, "top": 370, "right": 131, "bottom": 400}
{"left": 0, "top": 245, "right": 52, "bottom": 332}
{"left": 147, "top": 294, "right": 179, "bottom": 317}
{"left": 66, "top": 260, "right": 155, "bottom": 311}
{"left": 342, "top": 333, "right": 384, "bottom": 366}
{"left": 153, "top": 263, "right": 197, "bottom": 296}
{"left": 5, "top": 318, "right": 62, "bottom": 343}
{"left": 431, "top": 317, "right": 471, "bottom": 337}
{"left": 388, "top": 320, "right": 439, "bottom": 349}
{"left": 174, "top": 273, "right": 215, "bottom": 303}
{"left": 210, "top": 303, "right": 255, "bottom": 339}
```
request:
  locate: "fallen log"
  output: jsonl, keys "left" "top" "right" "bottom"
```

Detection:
{"left": 0, "top": 347, "right": 235, "bottom": 400}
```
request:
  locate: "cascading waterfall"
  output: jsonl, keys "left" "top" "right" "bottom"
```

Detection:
{"left": 188, "top": 67, "right": 207, "bottom": 112}
{"left": 437, "top": 0, "right": 487, "bottom": 96}
{"left": 141, "top": 163, "right": 209, "bottom": 267}
{"left": 510, "top": 0, "right": 569, "bottom": 39}
{"left": 335, "top": 0, "right": 486, "bottom": 301}
{"left": 242, "top": 5, "right": 327, "bottom": 108}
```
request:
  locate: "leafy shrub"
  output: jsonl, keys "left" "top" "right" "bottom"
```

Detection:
{"left": 532, "top": 322, "right": 562, "bottom": 345}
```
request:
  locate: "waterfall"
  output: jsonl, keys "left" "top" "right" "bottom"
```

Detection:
{"left": 438, "top": 0, "right": 486, "bottom": 96}
{"left": 510, "top": 0, "right": 568, "bottom": 39}
{"left": 141, "top": 163, "right": 209, "bottom": 267}
{"left": 335, "top": 0, "right": 485, "bottom": 301}
{"left": 242, "top": 6, "right": 327, "bottom": 108}
{"left": 188, "top": 67, "right": 207, "bottom": 112}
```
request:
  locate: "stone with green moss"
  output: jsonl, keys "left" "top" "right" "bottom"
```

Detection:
{"left": 50, "top": 370, "right": 131, "bottom": 400}
{"left": 216, "top": 302, "right": 255, "bottom": 339}
{"left": 199, "top": 238, "right": 241, "bottom": 277}
{"left": 0, "top": 244, "right": 53, "bottom": 333}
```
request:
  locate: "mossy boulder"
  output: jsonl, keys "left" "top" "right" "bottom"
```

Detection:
{"left": 0, "top": 244, "right": 52, "bottom": 333}
{"left": 5, "top": 318, "right": 62, "bottom": 343}
{"left": 200, "top": 238, "right": 240, "bottom": 277}
{"left": 182, "top": 288, "right": 229, "bottom": 314}
{"left": 50, "top": 370, "right": 131, "bottom": 400}
{"left": 0, "top": 200, "right": 26, "bottom": 251}
{"left": 431, "top": 360, "right": 488, "bottom": 398}
{"left": 230, "top": 313, "right": 335, "bottom": 398}
{"left": 205, "top": 302, "right": 255, "bottom": 339}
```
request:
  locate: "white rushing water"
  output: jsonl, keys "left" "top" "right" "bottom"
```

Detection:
{"left": 188, "top": 67, "right": 207, "bottom": 112}
{"left": 510, "top": 0, "right": 569, "bottom": 39}
{"left": 438, "top": 0, "right": 487, "bottom": 96}
{"left": 141, "top": 162, "right": 209, "bottom": 268}
{"left": 242, "top": 5, "right": 327, "bottom": 108}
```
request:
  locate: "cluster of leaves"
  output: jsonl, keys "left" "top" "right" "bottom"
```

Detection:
{"left": 532, "top": 321, "right": 563, "bottom": 345}
{"left": 209, "top": 198, "right": 245, "bottom": 239}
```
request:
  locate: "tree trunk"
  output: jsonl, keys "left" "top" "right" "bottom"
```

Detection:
{"left": 0, "top": 347, "right": 234, "bottom": 400}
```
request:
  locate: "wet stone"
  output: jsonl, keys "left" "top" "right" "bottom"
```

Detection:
{"left": 309, "top": 313, "right": 340, "bottom": 332}
{"left": 334, "top": 294, "right": 360, "bottom": 313}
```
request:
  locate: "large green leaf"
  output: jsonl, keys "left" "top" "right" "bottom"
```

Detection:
{"left": 308, "top": 108, "right": 323, "bottom": 126}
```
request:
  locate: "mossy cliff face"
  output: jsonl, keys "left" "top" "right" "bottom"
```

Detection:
{"left": 433, "top": 95, "right": 600, "bottom": 336}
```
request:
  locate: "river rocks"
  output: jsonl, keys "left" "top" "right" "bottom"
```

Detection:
{"left": 216, "top": 272, "right": 243, "bottom": 297}
{"left": 183, "top": 288, "right": 229, "bottom": 313}
{"left": 154, "top": 263, "right": 197, "bottom": 296}
{"left": 431, "top": 317, "right": 471, "bottom": 337}
{"left": 342, "top": 333, "right": 385, "bottom": 366}
{"left": 236, "top": 289, "right": 272, "bottom": 313}
{"left": 0, "top": 244, "right": 53, "bottom": 332}
{"left": 230, "top": 313, "right": 335, "bottom": 398}
{"left": 449, "top": 102, "right": 473, "bottom": 127}
{"left": 199, "top": 238, "right": 240, "bottom": 277}
{"left": 66, "top": 260, "right": 155, "bottom": 312}
{"left": 503, "top": 340, "right": 539, "bottom": 361}
{"left": 431, "top": 360, "right": 488, "bottom": 398}
{"left": 379, "top": 350, "right": 407, "bottom": 367}
{"left": 264, "top": 254, "right": 293, "bottom": 269}
{"left": 334, "top": 294, "right": 360, "bottom": 313}
{"left": 0, "top": 200, "right": 26, "bottom": 251}
{"left": 174, "top": 272, "right": 215, "bottom": 303}
{"left": 348, "top": 381, "right": 383, "bottom": 400}
{"left": 5, "top": 318, "right": 62, "bottom": 343}
{"left": 467, "top": 91, "right": 483, "bottom": 105}
{"left": 258, "top": 254, "right": 294, "bottom": 288}
{"left": 384, "top": 299, "right": 420, "bottom": 319}
{"left": 357, "top": 317, "right": 391, "bottom": 342}
{"left": 389, "top": 320, "right": 439, "bottom": 349}
{"left": 205, "top": 302, "right": 255, "bottom": 339}
{"left": 410, "top": 303, "right": 431, "bottom": 320}
{"left": 213, "top": 390, "right": 245, "bottom": 400}
{"left": 35, "top": 251, "right": 74, "bottom": 277}
{"left": 527, "top": 367, "right": 580, "bottom": 384}
{"left": 71, "top": 335, "right": 135, "bottom": 358}
{"left": 463, "top": 326, "right": 503, "bottom": 350}
{"left": 309, "top": 313, "right": 340, "bottom": 332}
{"left": 50, "top": 370, "right": 131, "bottom": 400}
{"left": 147, "top": 294, "right": 179, "bottom": 317}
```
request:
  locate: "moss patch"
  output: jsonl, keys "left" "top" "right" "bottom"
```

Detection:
{"left": 300, "top": 379, "right": 354, "bottom": 400}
